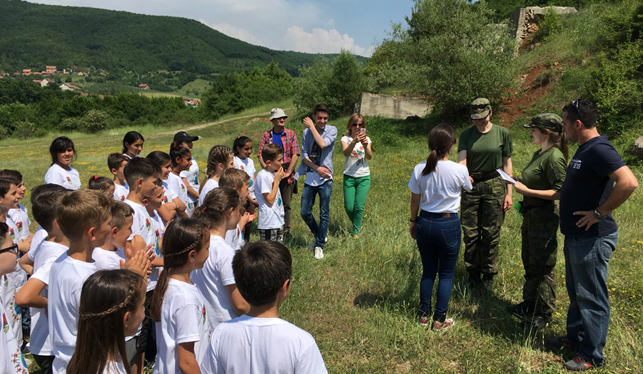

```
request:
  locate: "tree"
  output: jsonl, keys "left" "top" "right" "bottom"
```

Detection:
{"left": 368, "top": 0, "right": 517, "bottom": 114}
{"left": 293, "top": 50, "right": 367, "bottom": 116}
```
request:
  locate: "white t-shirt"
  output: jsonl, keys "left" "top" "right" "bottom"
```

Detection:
{"left": 44, "top": 163, "right": 81, "bottom": 190}
{"left": 29, "top": 241, "right": 68, "bottom": 356}
{"left": 113, "top": 182, "right": 129, "bottom": 202}
{"left": 8, "top": 204, "right": 30, "bottom": 241}
{"left": 201, "top": 315, "right": 327, "bottom": 374}
{"left": 234, "top": 156, "right": 256, "bottom": 199}
{"left": 255, "top": 169, "right": 284, "bottom": 230}
{"left": 168, "top": 172, "right": 194, "bottom": 216}
{"left": 102, "top": 361, "right": 127, "bottom": 374}
{"left": 0, "top": 300, "right": 28, "bottom": 374}
{"left": 191, "top": 236, "right": 237, "bottom": 331}
{"left": 125, "top": 200, "right": 158, "bottom": 291}
{"left": 28, "top": 227, "right": 48, "bottom": 262}
{"left": 49, "top": 253, "right": 97, "bottom": 373}
{"left": 92, "top": 247, "right": 126, "bottom": 271}
{"left": 408, "top": 160, "right": 472, "bottom": 213}
{"left": 180, "top": 157, "right": 200, "bottom": 201}
{"left": 199, "top": 179, "right": 218, "bottom": 207}
{"left": 153, "top": 279, "right": 210, "bottom": 374}
{"left": 341, "top": 135, "right": 372, "bottom": 177}
{"left": 2, "top": 216, "right": 23, "bottom": 345}
{"left": 224, "top": 224, "right": 244, "bottom": 251}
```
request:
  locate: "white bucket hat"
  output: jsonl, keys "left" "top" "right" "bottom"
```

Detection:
{"left": 270, "top": 108, "right": 288, "bottom": 121}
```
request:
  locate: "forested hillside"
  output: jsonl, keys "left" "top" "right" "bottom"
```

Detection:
{"left": 0, "top": 0, "right": 365, "bottom": 76}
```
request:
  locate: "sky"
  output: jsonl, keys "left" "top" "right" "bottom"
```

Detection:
{"left": 28, "top": 0, "right": 416, "bottom": 57}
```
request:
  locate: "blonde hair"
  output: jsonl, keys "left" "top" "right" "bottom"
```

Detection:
{"left": 219, "top": 168, "right": 249, "bottom": 191}
{"left": 56, "top": 190, "right": 111, "bottom": 241}
{"left": 205, "top": 145, "right": 233, "bottom": 178}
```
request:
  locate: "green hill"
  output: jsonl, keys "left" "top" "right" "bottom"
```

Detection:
{"left": 0, "top": 0, "right": 364, "bottom": 76}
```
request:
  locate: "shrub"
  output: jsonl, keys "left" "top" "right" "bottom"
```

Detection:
{"left": 14, "top": 120, "right": 36, "bottom": 139}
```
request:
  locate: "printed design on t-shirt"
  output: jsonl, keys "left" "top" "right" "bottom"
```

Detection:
{"left": 120, "top": 195, "right": 126, "bottom": 202}
{"left": 16, "top": 222, "right": 22, "bottom": 233}
{"left": 9, "top": 227, "right": 15, "bottom": 241}
{"left": 187, "top": 201, "right": 193, "bottom": 211}
{"left": 2, "top": 274, "right": 7, "bottom": 287}
{"left": 66, "top": 176, "right": 72, "bottom": 185}
{"left": 2, "top": 312, "right": 7, "bottom": 333}
{"left": 277, "top": 197, "right": 282, "bottom": 207}
{"left": 13, "top": 300, "right": 21, "bottom": 317}
{"left": 570, "top": 158, "right": 582, "bottom": 170}
{"left": 163, "top": 194, "right": 169, "bottom": 203}
{"left": 12, "top": 350, "right": 27, "bottom": 373}
{"left": 239, "top": 165, "right": 244, "bottom": 170}
{"left": 154, "top": 230, "right": 161, "bottom": 256}
{"left": 307, "top": 141, "right": 323, "bottom": 172}
{"left": 181, "top": 183, "right": 186, "bottom": 193}
{"left": 248, "top": 178, "right": 253, "bottom": 188}
{"left": 202, "top": 305, "right": 207, "bottom": 324}
{"left": 351, "top": 144, "right": 365, "bottom": 165}
{"left": 193, "top": 175, "right": 199, "bottom": 185}
{"left": 145, "top": 218, "right": 152, "bottom": 231}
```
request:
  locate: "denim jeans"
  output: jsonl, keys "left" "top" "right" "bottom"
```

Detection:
{"left": 416, "top": 211, "right": 461, "bottom": 322}
{"left": 300, "top": 180, "right": 333, "bottom": 248}
{"left": 563, "top": 232, "right": 617, "bottom": 366}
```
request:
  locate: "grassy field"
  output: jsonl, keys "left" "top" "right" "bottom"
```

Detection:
{"left": 3, "top": 103, "right": 642, "bottom": 373}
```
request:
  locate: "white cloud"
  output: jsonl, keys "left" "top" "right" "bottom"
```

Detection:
{"left": 199, "top": 20, "right": 263, "bottom": 45}
{"left": 284, "top": 26, "right": 371, "bottom": 56}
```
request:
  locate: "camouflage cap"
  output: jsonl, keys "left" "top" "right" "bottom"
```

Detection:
{"left": 523, "top": 113, "right": 563, "bottom": 132}
{"left": 470, "top": 98, "right": 491, "bottom": 120}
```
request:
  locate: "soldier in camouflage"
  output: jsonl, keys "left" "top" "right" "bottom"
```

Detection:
{"left": 458, "top": 98, "right": 513, "bottom": 291}
{"left": 509, "top": 113, "right": 568, "bottom": 329}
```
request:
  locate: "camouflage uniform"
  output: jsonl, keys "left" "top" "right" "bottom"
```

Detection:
{"left": 515, "top": 113, "right": 567, "bottom": 319}
{"left": 461, "top": 176, "right": 506, "bottom": 276}
{"left": 521, "top": 198, "right": 558, "bottom": 317}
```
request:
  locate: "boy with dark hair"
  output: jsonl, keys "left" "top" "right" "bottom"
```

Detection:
{"left": 15, "top": 184, "right": 69, "bottom": 374}
{"left": 296, "top": 103, "right": 337, "bottom": 260}
{"left": 0, "top": 170, "right": 33, "bottom": 247}
{"left": 256, "top": 144, "right": 285, "bottom": 243}
{"left": 108, "top": 153, "right": 130, "bottom": 201}
{"left": 201, "top": 241, "right": 327, "bottom": 374}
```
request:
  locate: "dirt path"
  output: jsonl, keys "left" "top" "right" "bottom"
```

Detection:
{"left": 497, "top": 65, "right": 550, "bottom": 126}
{"left": 156, "top": 106, "right": 295, "bottom": 137}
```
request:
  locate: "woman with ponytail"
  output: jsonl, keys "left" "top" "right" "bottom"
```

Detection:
{"left": 408, "top": 124, "right": 472, "bottom": 331}
{"left": 507, "top": 113, "right": 568, "bottom": 329}
{"left": 150, "top": 218, "right": 210, "bottom": 374}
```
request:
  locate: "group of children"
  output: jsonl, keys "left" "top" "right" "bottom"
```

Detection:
{"left": 0, "top": 126, "right": 325, "bottom": 373}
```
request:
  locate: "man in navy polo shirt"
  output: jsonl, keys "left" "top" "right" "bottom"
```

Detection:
{"left": 546, "top": 99, "right": 638, "bottom": 371}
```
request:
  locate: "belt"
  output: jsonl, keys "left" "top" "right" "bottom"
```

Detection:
{"left": 420, "top": 211, "right": 457, "bottom": 219}
{"left": 470, "top": 170, "right": 500, "bottom": 183}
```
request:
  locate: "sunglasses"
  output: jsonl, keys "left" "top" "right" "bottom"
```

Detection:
{"left": 0, "top": 243, "right": 19, "bottom": 256}
{"left": 571, "top": 99, "right": 586, "bottom": 124}
{"left": 352, "top": 123, "right": 365, "bottom": 127}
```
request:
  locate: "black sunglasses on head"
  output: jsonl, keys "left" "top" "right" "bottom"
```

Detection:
{"left": 571, "top": 99, "right": 586, "bottom": 124}
{"left": 0, "top": 243, "right": 19, "bottom": 255}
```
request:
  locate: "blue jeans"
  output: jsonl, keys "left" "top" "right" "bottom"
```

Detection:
{"left": 416, "top": 211, "right": 461, "bottom": 322}
{"left": 563, "top": 232, "right": 617, "bottom": 366}
{"left": 300, "top": 180, "right": 333, "bottom": 248}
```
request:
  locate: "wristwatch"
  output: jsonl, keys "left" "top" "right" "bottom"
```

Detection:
{"left": 593, "top": 209, "right": 604, "bottom": 220}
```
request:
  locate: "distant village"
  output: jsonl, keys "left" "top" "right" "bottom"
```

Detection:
{"left": 0, "top": 65, "right": 202, "bottom": 107}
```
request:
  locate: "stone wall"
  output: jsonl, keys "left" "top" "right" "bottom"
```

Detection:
{"left": 509, "top": 6, "right": 577, "bottom": 44}
{"left": 356, "top": 93, "right": 432, "bottom": 119}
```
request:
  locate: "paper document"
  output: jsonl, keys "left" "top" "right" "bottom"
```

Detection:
{"left": 496, "top": 169, "right": 517, "bottom": 184}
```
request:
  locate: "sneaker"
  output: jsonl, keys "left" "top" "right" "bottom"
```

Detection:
{"left": 314, "top": 247, "right": 324, "bottom": 259}
{"left": 432, "top": 318, "right": 454, "bottom": 332}
{"left": 419, "top": 313, "right": 429, "bottom": 327}
{"left": 506, "top": 301, "right": 534, "bottom": 318}
{"left": 545, "top": 336, "right": 573, "bottom": 351}
{"left": 564, "top": 356, "right": 598, "bottom": 371}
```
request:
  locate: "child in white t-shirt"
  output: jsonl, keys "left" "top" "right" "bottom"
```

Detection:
{"left": 255, "top": 144, "right": 285, "bottom": 243}
{"left": 67, "top": 269, "right": 147, "bottom": 374}
{"left": 147, "top": 151, "right": 186, "bottom": 223}
{"left": 168, "top": 142, "right": 195, "bottom": 217}
{"left": 233, "top": 138, "right": 259, "bottom": 244}
{"left": 0, "top": 221, "right": 28, "bottom": 374}
{"left": 192, "top": 187, "right": 250, "bottom": 333}
{"left": 44, "top": 136, "right": 81, "bottom": 190}
{"left": 14, "top": 184, "right": 68, "bottom": 373}
{"left": 108, "top": 153, "right": 130, "bottom": 202}
{"left": 199, "top": 145, "right": 234, "bottom": 207}
{"left": 174, "top": 131, "right": 201, "bottom": 213}
{"left": 93, "top": 201, "right": 137, "bottom": 271}
{"left": 0, "top": 170, "right": 33, "bottom": 245}
{"left": 201, "top": 241, "right": 327, "bottom": 374}
{"left": 219, "top": 169, "right": 256, "bottom": 251}
{"left": 150, "top": 218, "right": 211, "bottom": 374}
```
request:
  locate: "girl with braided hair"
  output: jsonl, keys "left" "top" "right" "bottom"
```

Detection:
{"left": 198, "top": 145, "right": 234, "bottom": 207}
{"left": 67, "top": 269, "right": 146, "bottom": 374}
{"left": 149, "top": 218, "right": 210, "bottom": 374}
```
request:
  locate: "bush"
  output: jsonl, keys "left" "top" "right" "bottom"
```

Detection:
{"left": 535, "top": 7, "right": 564, "bottom": 42}
{"left": 79, "top": 109, "right": 112, "bottom": 133}
{"left": 293, "top": 51, "right": 367, "bottom": 116}
{"left": 14, "top": 120, "right": 36, "bottom": 139}
{"left": 367, "top": 0, "right": 517, "bottom": 114}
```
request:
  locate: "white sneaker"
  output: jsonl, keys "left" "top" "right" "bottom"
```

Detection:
{"left": 314, "top": 247, "right": 324, "bottom": 259}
